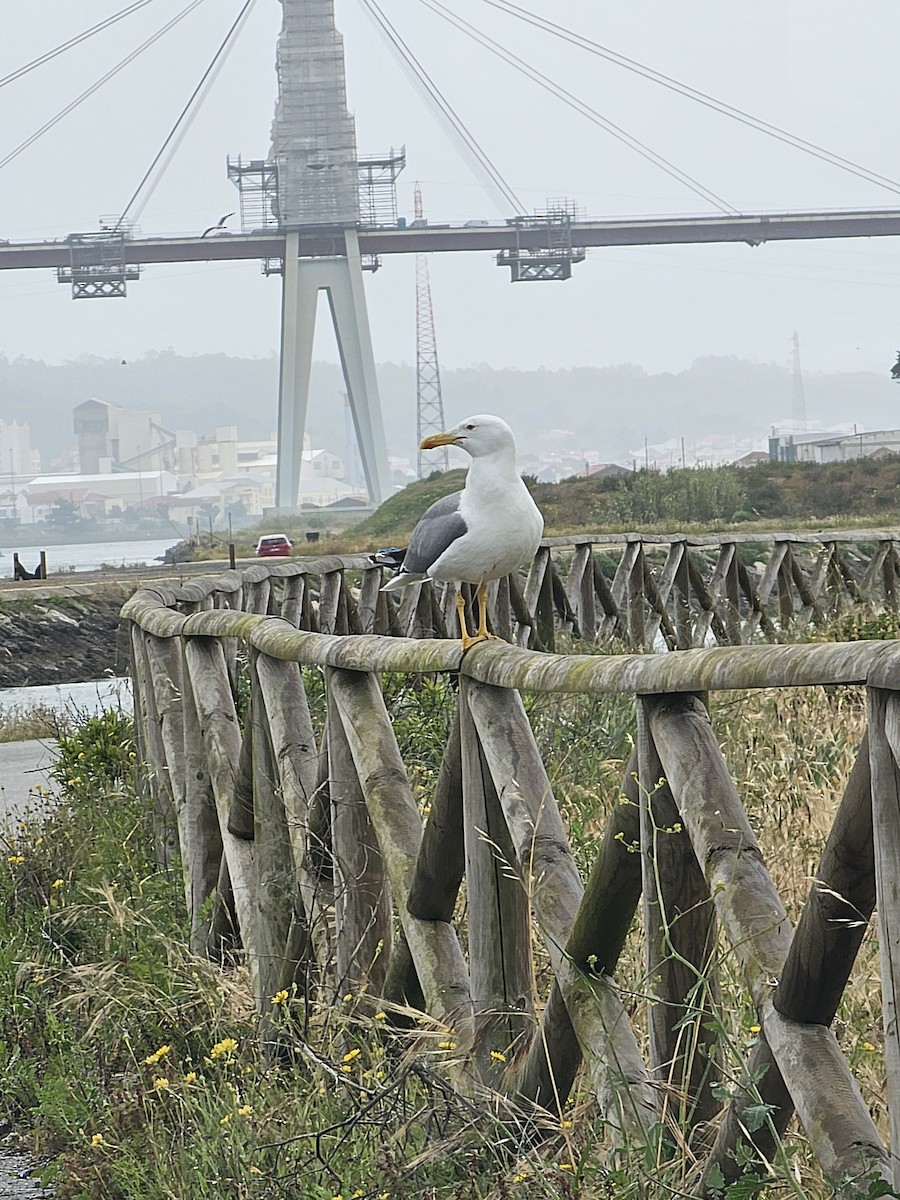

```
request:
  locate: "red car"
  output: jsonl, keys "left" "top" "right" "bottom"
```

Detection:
{"left": 255, "top": 534, "right": 293, "bottom": 558}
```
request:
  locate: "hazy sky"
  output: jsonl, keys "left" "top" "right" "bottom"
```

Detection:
{"left": 3, "top": 0, "right": 900, "bottom": 379}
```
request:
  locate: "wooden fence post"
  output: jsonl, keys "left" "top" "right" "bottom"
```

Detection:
{"left": 280, "top": 574, "right": 305, "bottom": 627}
{"left": 249, "top": 652, "right": 297, "bottom": 1023}
{"left": 183, "top": 636, "right": 261, "bottom": 1001}
{"left": 465, "top": 682, "right": 657, "bottom": 1139}
{"left": 407, "top": 708, "right": 464, "bottom": 921}
{"left": 868, "top": 688, "right": 900, "bottom": 1191}
{"left": 459, "top": 676, "right": 533, "bottom": 1078}
{"left": 637, "top": 698, "right": 719, "bottom": 1128}
{"left": 327, "top": 667, "right": 392, "bottom": 1000}
{"left": 701, "top": 732, "right": 878, "bottom": 1193}
{"left": 328, "top": 669, "right": 474, "bottom": 1035}
{"left": 179, "top": 638, "right": 223, "bottom": 953}
{"left": 130, "top": 626, "right": 179, "bottom": 868}
{"left": 648, "top": 693, "right": 889, "bottom": 1189}
{"left": 256, "top": 653, "right": 333, "bottom": 976}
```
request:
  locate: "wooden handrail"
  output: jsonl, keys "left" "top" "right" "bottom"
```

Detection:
{"left": 122, "top": 562, "right": 900, "bottom": 1192}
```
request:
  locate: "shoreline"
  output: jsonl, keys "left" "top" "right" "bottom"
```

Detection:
{"left": 2, "top": 531, "right": 180, "bottom": 549}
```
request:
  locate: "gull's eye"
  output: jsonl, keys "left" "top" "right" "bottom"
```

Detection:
{"left": 465, "top": 423, "right": 475, "bottom": 430}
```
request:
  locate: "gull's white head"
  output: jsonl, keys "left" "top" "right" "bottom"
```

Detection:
{"left": 419, "top": 414, "right": 516, "bottom": 460}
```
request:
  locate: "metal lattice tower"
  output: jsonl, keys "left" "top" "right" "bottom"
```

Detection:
{"left": 414, "top": 184, "right": 449, "bottom": 477}
{"left": 791, "top": 330, "right": 808, "bottom": 430}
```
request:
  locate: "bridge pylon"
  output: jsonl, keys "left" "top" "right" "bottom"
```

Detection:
{"left": 276, "top": 227, "right": 392, "bottom": 509}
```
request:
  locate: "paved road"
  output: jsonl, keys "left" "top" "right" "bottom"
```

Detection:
{"left": 0, "top": 740, "right": 56, "bottom": 827}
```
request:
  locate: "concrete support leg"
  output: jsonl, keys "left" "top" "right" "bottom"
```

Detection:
{"left": 275, "top": 229, "right": 391, "bottom": 509}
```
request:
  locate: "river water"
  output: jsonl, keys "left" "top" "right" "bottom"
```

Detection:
{"left": 0, "top": 678, "right": 133, "bottom": 719}
{"left": 1, "top": 536, "right": 178, "bottom": 577}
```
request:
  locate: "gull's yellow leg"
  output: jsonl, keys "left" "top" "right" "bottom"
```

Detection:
{"left": 455, "top": 590, "right": 468, "bottom": 640}
{"left": 475, "top": 582, "right": 490, "bottom": 640}
{"left": 457, "top": 588, "right": 483, "bottom": 651}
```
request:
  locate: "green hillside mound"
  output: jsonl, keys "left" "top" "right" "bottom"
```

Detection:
{"left": 351, "top": 470, "right": 468, "bottom": 540}
{"left": 358, "top": 455, "right": 900, "bottom": 545}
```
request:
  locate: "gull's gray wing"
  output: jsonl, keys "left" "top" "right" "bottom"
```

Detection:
{"left": 402, "top": 491, "right": 467, "bottom": 575}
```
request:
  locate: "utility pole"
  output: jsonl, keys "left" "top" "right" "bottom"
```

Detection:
{"left": 414, "top": 183, "right": 449, "bottom": 478}
{"left": 791, "top": 330, "right": 808, "bottom": 430}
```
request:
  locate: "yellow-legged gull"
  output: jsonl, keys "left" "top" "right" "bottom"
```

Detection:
{"left": 381, "top": 414, "right": 543, "bottom": 649}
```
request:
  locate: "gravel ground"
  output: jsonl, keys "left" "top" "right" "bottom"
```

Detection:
{"left": 0, "top": 1153, "right": 53, "bottom": 1199}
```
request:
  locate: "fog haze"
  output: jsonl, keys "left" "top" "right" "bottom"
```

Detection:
{"left": 2, "top": 0, "right": 900, "bottom": 430}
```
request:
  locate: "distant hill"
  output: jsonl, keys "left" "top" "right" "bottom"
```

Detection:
{"left": 0, "top": 350, "right": 896, "bottom": 470}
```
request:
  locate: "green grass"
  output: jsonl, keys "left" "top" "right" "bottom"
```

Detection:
{"left": 187, "top": 455, "right": 900, "bottom": 563}
{"left": 0, "top": 636, "right": 894, "bottom": 1198}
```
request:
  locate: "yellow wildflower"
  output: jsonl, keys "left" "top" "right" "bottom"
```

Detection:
{"left": 374, "top": 1011, "right": 386, "bottom": 1021}
{"left": 559, "top": 1162, "right": 574, "bottom": 1171}
{"left": 89, "top": 1133, "right": 106, "bottom": 1147}
{"left": 863, "top": 1040, "right": 877, "bottom": 1051}
{"left": 342, "top": 1048, "right": 360, "bottom": 1063}
{"left": 210, "top": 1037, "right": 238, "bottom": 1059}
{"left": 7, "top": 856, "right": 24, "bottom": 865}
{"left": 184, "top": 1071, "right": 197, "bottom": 1084}
{"left": 152, "top": 1077, "right": 169, "bottom": 1091}
{"left": 437, "top": 1040, "right": 457, "bottom": 1050}
{"left": 271, "top": 989, "right": 289, "bottom": 1005}
{"left": 220, "top": 1114, "right": 232, "bottom": 1125}
{"left": 145, "top": 1045, "right": 172, "bottom": 1065}
{"left": 51, "top": 879, "right": 63, "bottom": 889}
{"left": 490, "top": 1050, "right": 507, "bottom": 1063}
{"left": 342, "top": 993, "right": 353, "bottom": 1003}
{"left": 237, "top": 1104, "right": 253, "bottom": 1117}
{"left": 748, "top": 1024, "right": 761, "bottom": 1035}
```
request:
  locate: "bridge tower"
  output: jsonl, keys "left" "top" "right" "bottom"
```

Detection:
{"left": 229, "top": 0, "right": 402, "bottom": 508}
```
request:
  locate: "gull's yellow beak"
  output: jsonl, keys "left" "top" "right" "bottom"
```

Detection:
{"left": 419, "top": 431, "right": 458, "bottom": 450}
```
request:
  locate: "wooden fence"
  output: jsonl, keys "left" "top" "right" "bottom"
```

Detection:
{"left": 226, "top": 528, "right": 900, "bottom": 653}
{"left": 121, "top": 562, "right": 900, "bottom": 1194}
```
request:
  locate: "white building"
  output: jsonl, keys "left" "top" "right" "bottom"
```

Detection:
{"left": 769, "top": 427, "right": 900, "bottom": 463}
{"left": 20, "top": 471, "right": 177, "bottom": 523}
{"left": 0, "top": 419, "right": 38, "bottom": 479}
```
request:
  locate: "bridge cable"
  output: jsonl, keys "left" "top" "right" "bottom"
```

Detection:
{"left": 481, "top": 0, "right": 900, "bottom": 200}
{"left": 0, "top": 0, "right": 208, "bottom": 176}
{"left": 0, "top": 0, "right": 162, "bottom": 91}
{"left": 117, "top": 0, "right": 259, "bottom": 227}
{"left": 355, "top": 0, "right": 525, "bottom": 214}
{"left": 418, "top": 0, "right": 740, "bottom": 215}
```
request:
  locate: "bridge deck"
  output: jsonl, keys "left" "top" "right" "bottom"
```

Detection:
{"left": 4, "top": 207, "right": 900, "bottom": 270}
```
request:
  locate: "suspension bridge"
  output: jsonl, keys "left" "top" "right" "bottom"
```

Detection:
{"left": 3, "top": 0, "right": 900, "bottom": 506}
